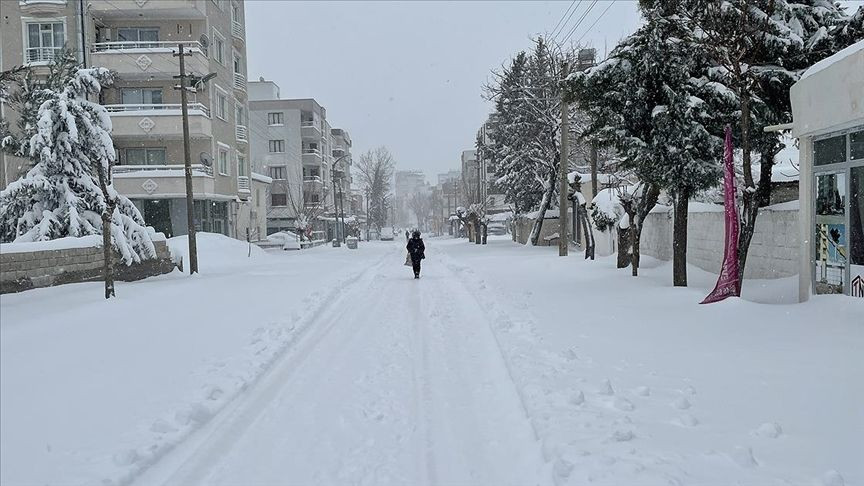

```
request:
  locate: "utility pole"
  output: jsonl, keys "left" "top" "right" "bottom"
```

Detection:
{"left": 558, "top": 61, "right": 570, "bottom": 257}
{"left": 174, "top": 43, "right": 198, "bottom": 274}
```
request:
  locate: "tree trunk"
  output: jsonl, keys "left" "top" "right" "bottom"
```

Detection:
{"left": 101, "top": 202, "right": 115, "bottom": 299}
{"left": 529, "top": 170, "right": 557, "bottom": 246}
{"left": 630, "top": 218, "right": 639, "bottom": 277}
{"left": 617, "top": 226, "right": 631, "bottom": 268}
{"left": 672, "top": 193, "right": 689, "bottom": 287}
{"left": 481, "top": 223, "right": 487, "bottom": 244}
{"left": 475, "top": 221, "right": 481, "bottom": 244}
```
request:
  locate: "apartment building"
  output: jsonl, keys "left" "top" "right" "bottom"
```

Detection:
{"left": 248, "top": 79, "right": 350, "bottom": 237}
{"left": 1, "top": 0, "right": 267, "bottom": 239}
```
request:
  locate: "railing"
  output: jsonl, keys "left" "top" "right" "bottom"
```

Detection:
{"left": 237, "top": 175, "right": 250, "bottom": 192}
{"left": 113, "top": 164, "right": 213, "bottom": 176}
{"left": 303, "top": 175, "right": 323, "bottom": 183}
{"left": 104, "top": 103, "right": 210, "bottom": 117}
{"left": 92, "top": 41, "right": 203, "bottom": 52}
{"left": 300, "top": 120, "right": 315, "bottom": 127}
{"left": 231, "top": 21, "right": 244, "bottom": 40}
{"left": 302, "top": 148, "right": 321, "bottom": 155}
{"left": 19, "top": 0, "right": 67, "bottom": 6}
{"left": 235, "top": 125, "right": 248, "bottom": 143}
{"left": 233, "top": 72, "right": 247, "bottom": 92}
{"left": 304, "top": 201, "right": 323, "bottom": 208}
{"left": 25, "top": 47, "right": 62, "bottom": 64}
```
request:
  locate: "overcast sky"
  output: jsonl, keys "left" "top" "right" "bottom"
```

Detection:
{"left": 245, "top": 1, "right": 642, "bottom": 181}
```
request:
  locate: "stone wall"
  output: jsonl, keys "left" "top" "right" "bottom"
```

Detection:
{"left": 639, "top": 206, "right": 799, "bottom": 279}
{"left": 1, "top": 240, "right": 176, "bottom": 294}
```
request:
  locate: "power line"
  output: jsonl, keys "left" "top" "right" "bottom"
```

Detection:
{"left": 574, "top": 1, "right": 616, "bottom": 46}
{"left": 553, "top": 0, "right": 586, "bottom": 43}
{"left": 560, "top": 0, "right": 599, "bottom": 46}
{"left": 550, "top": 0, "right": 578, "bottom": 39}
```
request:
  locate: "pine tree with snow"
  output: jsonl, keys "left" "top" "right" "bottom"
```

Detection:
{"left": 0, "top": 67, "right": 156, "bottom": 298}
{"left": 567, "top": 3, "right": 722, "bottom": 281}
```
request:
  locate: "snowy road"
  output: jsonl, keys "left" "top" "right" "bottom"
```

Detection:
{"left": 138, "top": 246, "right": 550, "bottom": 486}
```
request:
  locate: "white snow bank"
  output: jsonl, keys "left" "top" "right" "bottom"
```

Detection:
{"left": 801, "top": 39, "right": 864, "bottom": 79}
{"left": 167, "top": 232, "right": 267, "bottom": 270}
{"left": 0, "top": 235, "right": 104, "bottom": 254}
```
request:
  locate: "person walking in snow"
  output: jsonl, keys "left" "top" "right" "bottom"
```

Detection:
{"left": 406, "top": 230, "right": 425, "bottom": 279}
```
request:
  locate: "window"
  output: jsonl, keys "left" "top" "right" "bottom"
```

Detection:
{"left": 218, "top": 150, "right": 229, "bottom": 175}
{"left": 213, "top": 32, "right": 225, "bottom": 64}
{"left": 814, "top": 135, "right": 847, "bottom": 167}
{"left": 117, "top": 27, "right": 158, "bottom": 46}
{"left": 269, "top": 140, "right": 285, "bottom": 153}
{"left": 25, "top": 21, "right": 65, "bottom": 63}
{"left": 233, "top": 54, "right": 243, "bottom": 75}
{"left": 851, "top": 130, "right": 864, "bottom": 161}
{"left": 121, "top": 88, "right": 162, "bottom": 106}
{"left": 231, "top": 3, "right": 241, "bottom": 23}
{"left": 268, "top": 112, "right": 283, "bottom": 125}
{"left": 269, "top": 166, "right": 286, "bottom": 179}
{"left": 235, "top": 104, "right": 246, "bottom": 126}
{"left": 238, "top": 154, "right": 247, "bottom": 177}
{"left": 125, "top": 148, "right": 166, "bottom": 166}
{"left": 271, "top": 193, "right": 287, "bottom": 206}
{"left": 215, "top": 92, "right": 227, "bottom": 119}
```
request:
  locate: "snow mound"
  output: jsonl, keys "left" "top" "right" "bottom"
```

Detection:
{"left": 168, "top": 233, "right": 267, "bottom": 271}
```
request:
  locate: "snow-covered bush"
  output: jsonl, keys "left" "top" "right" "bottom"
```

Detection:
{"left": 590, "top": 188, "right": 622, "bottom": 232}
{"left": 0, "top": 68, "right": 156, "bottom": 264}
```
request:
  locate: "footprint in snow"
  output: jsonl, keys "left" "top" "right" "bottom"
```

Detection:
{"left": 634, "top": 385, "right": 651, "bottom": 397}
{"left": 614, "top": 397, "right": 635, "bottom": 411}
{"left": 752, "top": 422, "right": 783, "bottom": 438}
{"left": 600, "top": 378, "right": 615, "bottom": 396}
{"left": 677, "top": 414, "right": 699, "bottom": 427}
{"left": 611, "top": 429, "right": 635, "bottom": 442}
{"left": 730, "top": 446, "right": 758, "bottom": 468}
{"left": 672, "top": 396, "right": 692, "bottom": 410}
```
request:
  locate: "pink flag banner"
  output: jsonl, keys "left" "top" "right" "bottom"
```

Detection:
{"left": 701, "top": 126, "right": 741, "bottom": 304}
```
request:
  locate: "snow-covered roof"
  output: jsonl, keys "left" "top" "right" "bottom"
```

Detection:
{"left": 801, "top": 39, "right": 864, "bottom": 80}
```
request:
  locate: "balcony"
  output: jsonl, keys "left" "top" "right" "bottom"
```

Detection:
{"left": 303, "top": 175, "right": 324, "bottom": 185}
{"left": 18, "top": 0, "right": 66, "bottom": 15}
{"left": 300, "top": 120, "right": 321, "bottom": 139}
{"left": 91, "top": 41, "right": 207, "bottom": 79}
{"left": 105, "top": 103, "right": 212, "bottom": 140}
{"left": 237, "top": 175, "right": 250, "bottom": 193}
{"left": 233, "top": 72, "right": 247, "bottom": 93}
{"left": 232, "top": 21, "right": 244, "bottom": 41}
{"left": 302, "top": 149, "right": 322, "bottom": 166}
{"left": 235, "top": 125, "right": 248, "bottom": 143}
{"left": 112, "top": 164, "right": 218, "bottom": 198}
{"left": 89, "top": 0, "right": 206, "bottom": 19}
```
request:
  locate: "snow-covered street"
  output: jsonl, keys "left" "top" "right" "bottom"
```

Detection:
{"left": 1, "top": 235, "right": 862, "bottom": 486}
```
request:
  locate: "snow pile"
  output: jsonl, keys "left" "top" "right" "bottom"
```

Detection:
{"left": 167, "top": 233, "right": 267, "bottom": 271}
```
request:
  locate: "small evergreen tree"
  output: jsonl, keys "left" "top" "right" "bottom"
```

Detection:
{"left": 0, "top": 67, "right": 156, "bottom": 298}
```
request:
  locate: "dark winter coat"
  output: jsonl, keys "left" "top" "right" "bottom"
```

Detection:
{"left": 407, "top": 237, "right": 425, "bottom": 262}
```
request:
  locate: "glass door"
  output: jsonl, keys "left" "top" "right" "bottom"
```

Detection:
{"left": 850, "top": 166, "right": 864, "bottom": 296}
{"left": 814, "top": 171, "right": 847, "bottom": 294}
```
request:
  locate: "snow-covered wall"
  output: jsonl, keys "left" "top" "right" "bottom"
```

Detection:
{"left": 639, "top": 205, "right": 800, "bottom": 279}
{"left": 0, "top": 239, "right": 176, "bottom": 293}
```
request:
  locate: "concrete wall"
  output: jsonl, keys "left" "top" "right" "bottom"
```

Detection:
{"left": 639, "top": 207, "right": 800, "bottom": 279}
{"left": 514, "top": 211, "right": 571, "bottom": 246}
{"left": 1, "top": 240, "right": 176, "bottom": 294}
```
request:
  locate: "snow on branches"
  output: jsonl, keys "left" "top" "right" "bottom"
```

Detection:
{"left": 0, "top": 67, "right": 156, "bottom": 264}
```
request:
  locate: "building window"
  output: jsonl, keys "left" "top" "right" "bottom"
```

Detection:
{"left": 269, "top": 166, "right": 286, "bottom": 180}
{"left": 125, "top": 147, "right": 166, "bottom": 166}
{"left": 218, "top": 150, "right": 229, "bottom": 175}
{"left": 121, "top": 88, "right": 162, "bottom": 106}
{"left": 212, "top": 31, "right": 225, "bottom": 65}
{"left": 25, "top": 21, "right": 65, "bottom": 64}
{"left": 269, "top": 140, "right": 285, "bottom": 153}
{"left": 117, "top": 27, "right": 158, "bottom": 46}
{"left": 267, "top": 112, "right": 283, "bottom": 126}
{"left": 235, "top": 104, "right": 246, "bottom": 126}
{"left": 237, "top": 153, "right": 247, "bottom": 177}
{"left": 271, "top": 193, "right": 287, "bottom": 206}
{"left": 215, "top": 92, "right": 227, "bottom": 119}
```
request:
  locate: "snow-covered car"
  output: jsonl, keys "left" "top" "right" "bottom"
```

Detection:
{"left": 267, "top": 231, "right": 301, "bottom": 250}
{"left": 379, "top": 227, "right": 395, "bottom": 241}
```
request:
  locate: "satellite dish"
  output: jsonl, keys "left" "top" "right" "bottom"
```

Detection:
{"left": 199, "top": 152, "right": 212, "bottom": 167}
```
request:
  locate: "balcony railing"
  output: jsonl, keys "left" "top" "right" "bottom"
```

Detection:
{"left": 237, "top": 175, "right": 250, "bottom": 192}
{"left": 104, "top": 103, "right": 210, "bottom": 117}
{"left": 92, "top": 40, "right": 204, "bottom": 53}
{"left": 113, "top": 164, "right": 213, "bottom": 177}
{"left": 233, "top": 72, "right": 247, "bottom": 92}
{"left": 25, "top": 47, "right": 62, "bottom": 64}
{"left": 302, "top": 148, "right": 320, "bottom": 155}
{"left": 231, "top": 21, "right": 244, "bottom": 40}
{"left": 235, "top": 125, "right": 248, "bottom": 143}
{"left": 300, "top": 120, "right": 315, "bottom": 127}
{"left": 303, "top": 175, "right": 323, "bottom": 183}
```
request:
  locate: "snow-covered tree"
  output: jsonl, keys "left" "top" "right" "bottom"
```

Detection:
{"left": 0, "top": 67, "right": 156, "bottom": 297}
{"left": 485, "top": 37, "right": 573, "bottom": 246}
{"left": 567, "top": 4, "right": 721, "bottom": 282}
{"left": 677, "top": 0, "right": 855, "bottom": 284}
{"left": 355, "top": 146, "right": 395, "bottom": 233}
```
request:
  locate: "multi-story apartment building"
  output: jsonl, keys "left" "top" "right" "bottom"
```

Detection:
{"left": 1, "top": 0, "right": 267, "bottom": 239}
{"left": 394, "top": 169, "right": 426, "bottom": 227}
{"left": 248, "top": 79, "right": 350, "bottom": 237}
{"left": 461, "top": 149, "right": 480, "bottom": 204}
{"left": 477, "top": 115, "right": 508, "bottom": 215}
